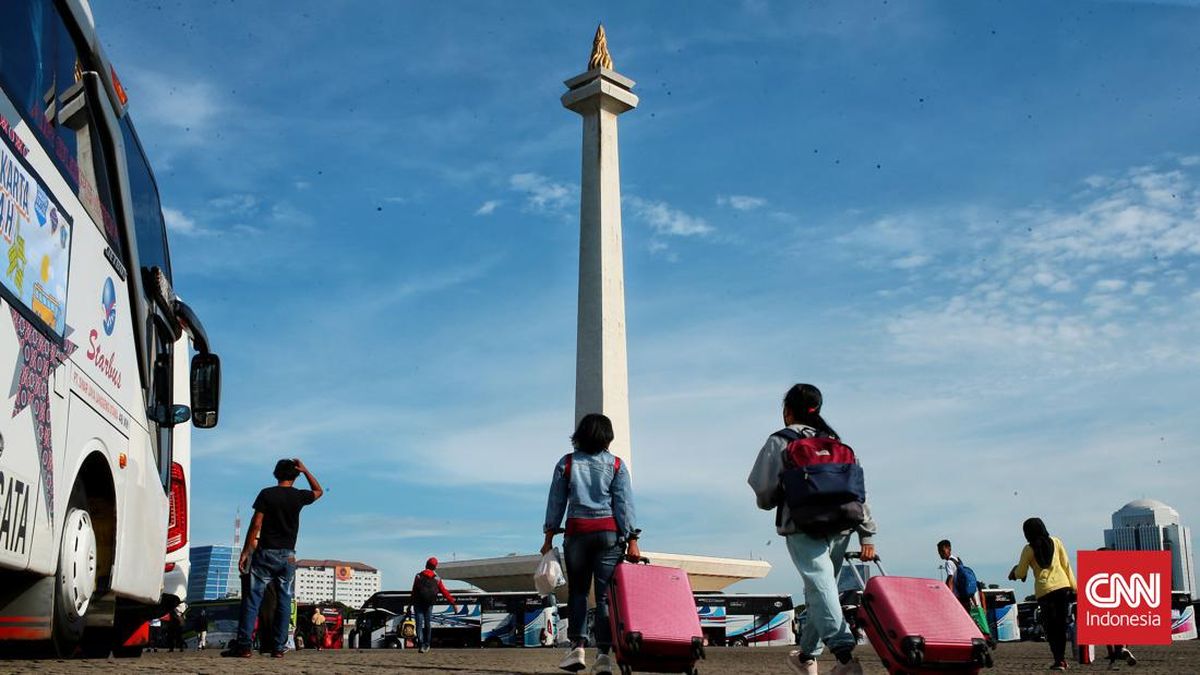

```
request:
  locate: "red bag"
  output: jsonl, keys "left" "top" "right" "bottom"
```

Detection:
{"left": 851, "top": 556, "right": 993, "bottom": 675}
{"left": 607, "top": 559, "right": 705, "bottom": 674}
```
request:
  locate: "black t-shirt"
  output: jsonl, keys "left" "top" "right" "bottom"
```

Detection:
{"left": 252, "top": 486, "right": 316, "bottom": 550}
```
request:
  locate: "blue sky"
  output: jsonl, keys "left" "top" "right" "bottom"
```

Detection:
{"left": 91, "top": 0, "right": 1200, "bottom": 601}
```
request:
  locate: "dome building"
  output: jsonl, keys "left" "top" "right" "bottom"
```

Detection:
{"left": 1104, "top": 499, "right": 1195, "bottom": 599}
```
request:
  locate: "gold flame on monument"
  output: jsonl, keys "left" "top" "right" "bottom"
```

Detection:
{"left": 588, "top": 24, "right": 614, "bottom": 71}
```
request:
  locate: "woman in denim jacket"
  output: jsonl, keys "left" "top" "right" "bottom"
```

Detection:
{"left": 541, "top": 413, "right": 639, "bottom": 674}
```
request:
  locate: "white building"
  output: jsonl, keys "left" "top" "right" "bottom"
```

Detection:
{"left": 294, "top": 559, "right": 381, "bottom": 609}
{"left": 1104, "top": 499, "right": 1196, "bottom": 599}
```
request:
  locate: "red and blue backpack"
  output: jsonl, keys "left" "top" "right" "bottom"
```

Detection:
{"left": 775, "top": 429, "right": 867, "bottom": 536}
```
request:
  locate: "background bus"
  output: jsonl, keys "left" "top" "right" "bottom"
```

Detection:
{"left": 295, "top": 603, "right": 346, "bottom": 650}
{"left": 0, "top": 0, "right": 221, "bottom": 657}
{"left": 355, "top": 591, "right": 483, "bottom": 648}
{"left": 696, "top": 594, "right": 795, "bottom": 647}
{"left": 355, "top": 590, "right": 567, "bottom": 649}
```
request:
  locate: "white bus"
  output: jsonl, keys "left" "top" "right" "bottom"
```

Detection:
{"left": 0, "top": 0, "right": 221, "bottom": 657}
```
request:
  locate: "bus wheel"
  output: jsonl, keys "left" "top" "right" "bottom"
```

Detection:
{"left": 51, "top": 501, "right": 98, "bottom": 656}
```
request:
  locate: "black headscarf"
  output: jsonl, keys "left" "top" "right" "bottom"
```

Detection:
{"left": 1023, "top": 517, "right": 1054, "bottom": 568}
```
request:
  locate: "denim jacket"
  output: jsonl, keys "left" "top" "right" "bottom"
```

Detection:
{"left": 543, "top": 450, "right": 636, "bottom": 539}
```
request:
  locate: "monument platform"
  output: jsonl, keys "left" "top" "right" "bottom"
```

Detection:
{"left": 439, "top": 552, "right": 770, "bottom": 595}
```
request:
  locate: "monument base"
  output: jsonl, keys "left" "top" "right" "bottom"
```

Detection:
{"left": 438, "top": 552, "right": 770, "bottom": 596}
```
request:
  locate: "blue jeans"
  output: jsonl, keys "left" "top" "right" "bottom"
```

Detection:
{"left": 787, "top": 532, "right": 855, "bottom": 658}
{"left": 564, "top": 530, "right": 623, "bottom": 652}
{"left": 412, "top": 604, "right": 434, "bottom": 648}
{"left": 236, "top": 548, "right": 295, "bottom": 651}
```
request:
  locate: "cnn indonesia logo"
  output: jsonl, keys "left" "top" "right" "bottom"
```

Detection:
{"left": 1077, "top": 550, "right": 1172, "bottom": 645}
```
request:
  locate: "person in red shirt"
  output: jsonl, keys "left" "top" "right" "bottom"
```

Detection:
{"left": 410, "top": 558, "right": 458, "bottom": 653}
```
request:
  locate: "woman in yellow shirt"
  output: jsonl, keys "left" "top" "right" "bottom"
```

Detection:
{"left": 1009, "top": 517, "right": 1076, "bottom": 671}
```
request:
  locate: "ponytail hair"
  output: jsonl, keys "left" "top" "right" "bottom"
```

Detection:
{"left": 783, "top": 383, "right": 839, "bottom": 439}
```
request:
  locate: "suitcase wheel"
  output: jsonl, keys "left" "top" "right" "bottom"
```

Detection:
{"left": 901, "top": 635, "right": 925, "bottom": 666}
{"left": 691, "top": 636, "right": 705, "bottom": 661}
{"left": 625, "top": 631, "right": 643, "bottom": 654}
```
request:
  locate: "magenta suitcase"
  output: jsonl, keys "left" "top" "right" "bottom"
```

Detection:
{"left": 607, "top": 560, "right": 705, "bottom": 674}
{"left": 850, "top": 557, "right": 993, "bottom": 675}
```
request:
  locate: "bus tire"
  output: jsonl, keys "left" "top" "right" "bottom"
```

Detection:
{"left": 51, "top": 491, "right": 99, "bottom": 657}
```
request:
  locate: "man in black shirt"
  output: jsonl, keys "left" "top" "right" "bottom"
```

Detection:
{"left": 223, "top": 458, "right": 323, "bottom": 658}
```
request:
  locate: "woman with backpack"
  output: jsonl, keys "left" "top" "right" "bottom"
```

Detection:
{"left": 748, "top": 383, "right": 877, "bottom": 675}
{"left": 1009, "top": 517, "right": 1077, "bottom": 671}
{"left": 541, "top": 413, "right": 639, "bottom": 674}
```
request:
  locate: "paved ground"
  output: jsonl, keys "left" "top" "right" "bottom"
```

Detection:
{"left": 1, "top": 641, "right": 1196, "bottom": 674}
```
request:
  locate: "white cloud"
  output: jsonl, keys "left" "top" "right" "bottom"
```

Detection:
{"left": 627, "top": 196, "right": 713, "bottom": 237}
{"left": 853, "top": 163, "right": 1200, "bottom": 375}
{"left": 474, "top": 200, "right": 501, "bottom": 216}
{"left": 125, "top": 68, "right": 221, "bottom": 135}
{"left": 162, "top": 207, "right": 203, "bottom": 236}
{"left": 717, "top": 194, "right": 767, "bottom": 211}
{"left": 891, "top": 254, "right": 930, "bottom": 269}
{"left": 509, "top": 173, "right": 576, "bottom": 214}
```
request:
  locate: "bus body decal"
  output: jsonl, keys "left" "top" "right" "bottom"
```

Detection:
{"left": 0, "top": 469, "right": 32, "bottom": 557}
{"left": 7, "top": 308, "right": 77, "bottom": 525}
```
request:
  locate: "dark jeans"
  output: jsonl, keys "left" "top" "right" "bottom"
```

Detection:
{"left": 412, "top": 604, "right": 434, "bottom": 648}
{"left": 236, "top": 548, "right": 296, "bottom": 651}
{"left": 564, "top": 530, "right": 623, "bottom": 653}
{"left": 1039, "top": 587, "right": 1071, "bottom": 663}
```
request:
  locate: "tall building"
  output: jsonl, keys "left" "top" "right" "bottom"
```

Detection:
{"left": 1104, "top": 499, "right": 1196, "bottom": 599}
{"left": 189, "top": 545, "right": 238, "bottom": 601}
{"left": 294, "top": 559, "right": 381, "bottom": 609}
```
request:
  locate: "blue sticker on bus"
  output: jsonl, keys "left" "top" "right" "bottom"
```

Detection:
{"left": 101, "top": 278, "right": 117, "bottom": 335}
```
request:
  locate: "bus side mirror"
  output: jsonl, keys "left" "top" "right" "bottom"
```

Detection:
{"left": 191, "top": 353, "right": 221, "bottom": 429}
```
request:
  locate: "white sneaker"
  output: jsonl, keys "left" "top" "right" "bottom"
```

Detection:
{"left": 787, "top": 650, "right": 819, "bottom": 675}
{"left": 829, "top": 657, "right": 864, "bottom": 675}
{"left": 592, "top": 652, "right": 614, "bottom": 675}
{"left": 558, "top": 646, "right": 587, "bottom": 672}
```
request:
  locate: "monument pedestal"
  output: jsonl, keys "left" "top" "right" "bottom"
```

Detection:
{"left": 439, "top": 551, "right": 770, "bottom": 598}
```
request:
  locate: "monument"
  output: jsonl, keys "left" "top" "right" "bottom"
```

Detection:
{"left": 439, "top": 26, "right": 769, "bottom": 594}
{"left": 565, "top": 25, "right": 636, "bottom": 469}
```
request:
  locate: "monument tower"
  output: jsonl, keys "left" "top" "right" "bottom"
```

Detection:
{"left": 564, "top": 25, "right": 637, "bottom": 468}
{"left": 438, "top": 28, "right": 770, "bottom": 593}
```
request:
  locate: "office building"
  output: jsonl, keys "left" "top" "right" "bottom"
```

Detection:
{"left": 1104, "top": 499, "right": 1196, "bottom": 599}
{"left": 189, "top": 545, "right": 238, "bottom": 601}
{"left": 295, "top": 559, "right": 381, "bottom": 609}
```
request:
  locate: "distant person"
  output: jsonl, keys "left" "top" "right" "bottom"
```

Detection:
{"left": 194, "top": 608, "right": 209, "bottom": 650}
{"left": 410, "top": 558, "right": 458, "bottom": 654}
{"left": 311, "top": 607, "right": 327, "bottom": 650}
{"left": 938, "top": 539, "right": 981, "bottom": 610}
{"left": 1009, "top": 517, "right": 1076, "bottom": 672}
{"left": 167, "top": 608, "right": 184, "bottom": 651}
{"left": 148, "top": 615, "right": 162, "bottom": 652}
{"left": 222, "top": 458, "right": 323, "bottom": 658}
{"left": 1096, "top": 547, "right": 1138, "bottom": 670}
{"left": 748, "top": 383, "right": 876, "bottom": 675}
{"left": 541, "top": 413, "right": 639, "bottom": 674}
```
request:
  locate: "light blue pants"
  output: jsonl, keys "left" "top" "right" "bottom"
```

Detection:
{"left": 786, "top": 532, "right": 856, "bottom": 658}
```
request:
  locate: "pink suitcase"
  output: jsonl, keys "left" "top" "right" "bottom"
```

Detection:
{"left": 607, "top": 560, "right": 706, "bottom": 674}
{"left": 850, "top": 556, "right": 993, "bottom": 674}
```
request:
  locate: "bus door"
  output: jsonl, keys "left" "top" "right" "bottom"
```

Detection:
{"left": 694, "top": 595, "right": 727, "bottom": 646}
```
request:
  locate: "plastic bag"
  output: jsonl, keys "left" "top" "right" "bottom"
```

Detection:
{"left": 534, "top": 548, "right": 567, "bottom": 596}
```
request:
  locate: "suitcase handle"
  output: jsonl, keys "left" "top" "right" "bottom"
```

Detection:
{"left": 843, "top": 551, "right": 887, "bottom": 588}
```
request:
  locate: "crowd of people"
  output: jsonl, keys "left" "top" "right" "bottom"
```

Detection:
{"left": 201, "top": 383, "right": 1146, "bottom": 675}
